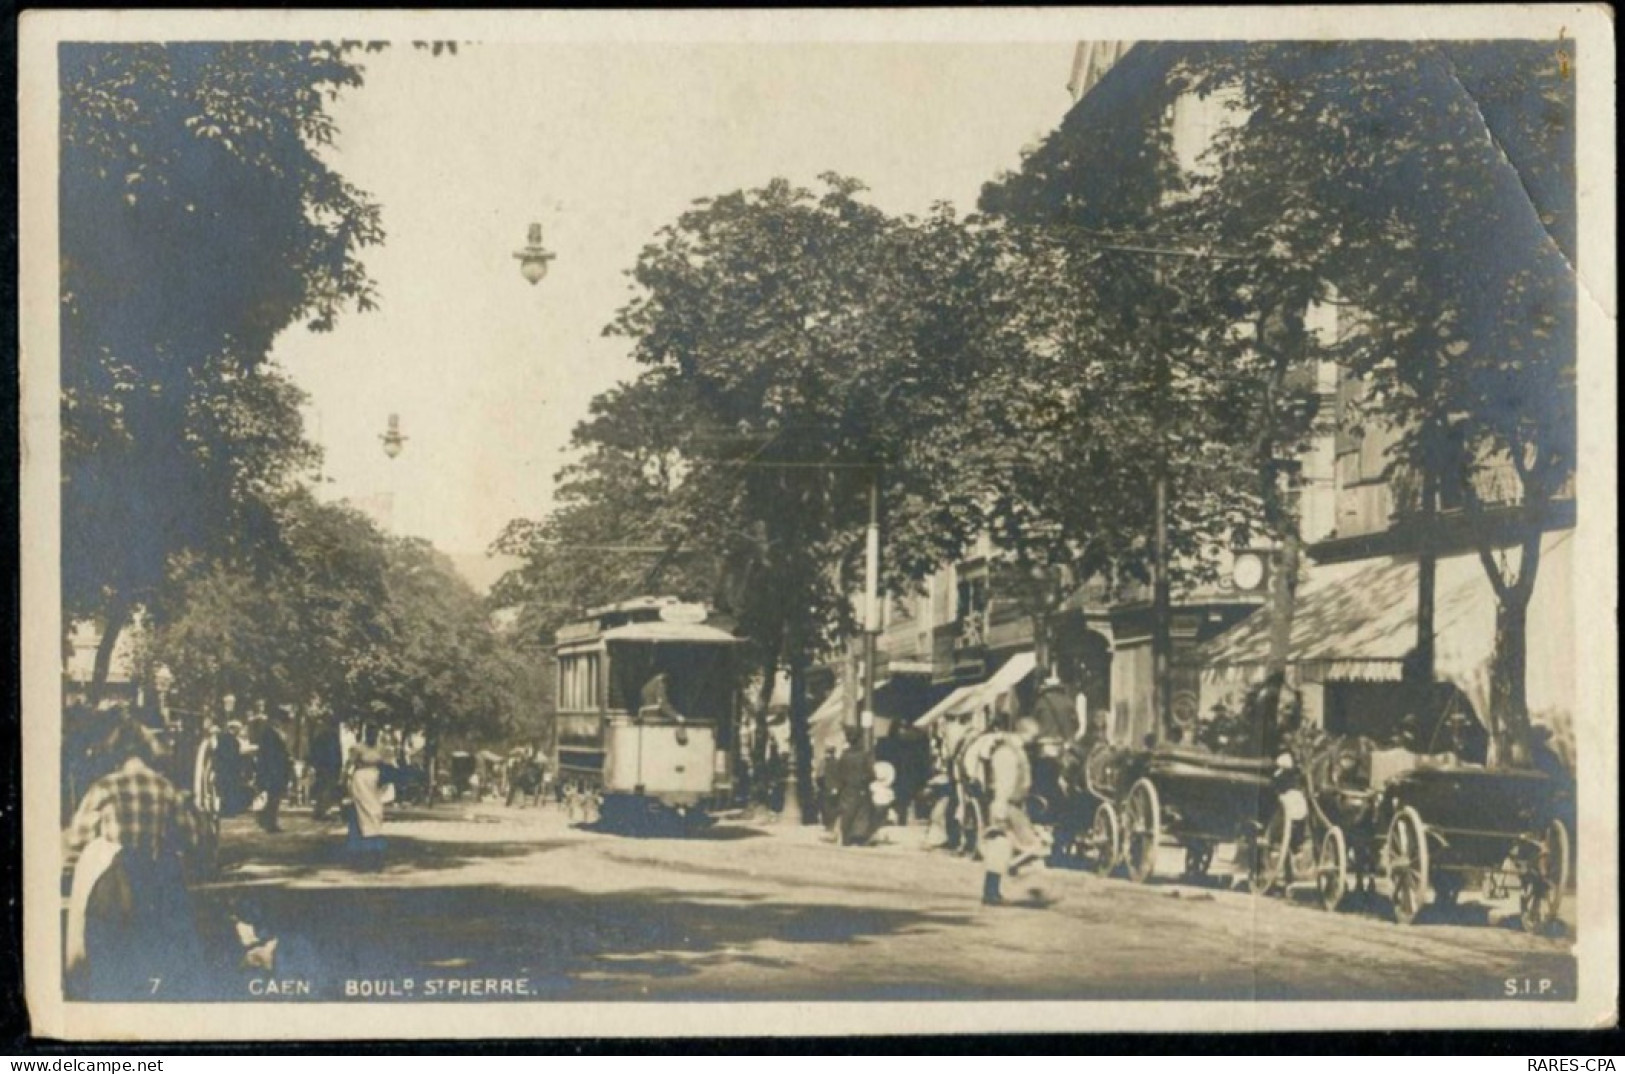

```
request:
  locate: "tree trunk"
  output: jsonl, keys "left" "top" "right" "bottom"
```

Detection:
{"left": 1257, "top": 299, "right": 1310, "bottom": 737}
{"left": 786, "top": 656, "right": 815, "bottom": 824}
{"left": 1488, "top": 590, "right": 1533, "bottom": 768}
{"left": 89, "top": 594, "right": 132, "bottom": 707}
{"left": 1031, "top": 605, "right": 1052, "bottom": 675}
{"left": 751, "top": 654, "right": 777, "bottom": 784}
{"left": 1266, "top": 526, "right": 1301, "bottom": 728}
{"left": 1481, "top": 528, "right": 1542, "bottom": 769}
{"left": 1414, "top": 457, "right": 1439, "bottom": 680}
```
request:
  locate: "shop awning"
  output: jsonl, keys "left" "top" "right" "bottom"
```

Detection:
{"left": 807, "top": 685, "right": 854, "bottom": 757}
{"left": 965, "top": 651, "right": 1038, "bottom": 715}
{"left": 1200, "top": 531, "right": 1574, "bottom": 720}
{"left": 809, "top": 688, "right": 848, "bottom": 730}
{"left": 1199, "top": 555, "right": 1420, "bottom": 683}
{"left": 913, "top": 651, "right": 1038, "bottom": 728}
{"left": 1433, "top": 530, "right": 1574, "bottom": 726}
{"left": 914, "top": 684, "right": 980, "bottom": 729}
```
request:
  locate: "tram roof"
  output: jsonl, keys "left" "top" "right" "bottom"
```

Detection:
{"left": 557, "top": 620, "right": 743, "bottom": 650}
{"left": 602, "top": 621, "right": 742, "bottom": 644}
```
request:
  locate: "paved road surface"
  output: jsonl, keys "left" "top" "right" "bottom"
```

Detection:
{"left": 191, "top": 804, "right": 1576, "bottom": 1003}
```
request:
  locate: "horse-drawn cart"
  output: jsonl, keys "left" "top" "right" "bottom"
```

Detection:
{"left": 1378, "top": 765, "right": 1571, "bottom": 928}
{"left": 1107, "top": 746, "right": 1278, "bottom": 885}
{"left": 1266, "top": 735, "right": 1573, "bottom": 928}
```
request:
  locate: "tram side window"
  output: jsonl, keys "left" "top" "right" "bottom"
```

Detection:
{"left": 557, "top": 653, "right": 603, "bottom": 712}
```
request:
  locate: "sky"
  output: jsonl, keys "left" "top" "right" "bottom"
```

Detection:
{"left": 270, "top": 42, "right": 1080, "bottom": 581}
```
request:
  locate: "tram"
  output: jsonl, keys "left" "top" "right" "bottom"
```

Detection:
{"left": 553, "top": 597, "right": 743, "bottom": 829}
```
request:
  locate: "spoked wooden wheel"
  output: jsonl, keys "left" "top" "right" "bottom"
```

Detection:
{"left": 1316, "top": 826, "right": 1349, "bottom": 912}
{"left": 1521, "top": 819, "right": 1570, "bottom": 934}
{"left": 1249, "top": 807, "right": 1291, "bottom": 896}
{"left": 1183, "top": 839, "right": 1215, "bottom": 880}
{"left": 1387, "top": 806, "right": 1430, "bottom": 925}
{"left": 963, "top": 797, "right": 986, "bottom": 861}
{"left": 1085, "top": 801, "right": 1121, "bottom": 877}
{"left": 189, "top": 739, "right": 222, "bottom": 876}
{"left": 1123, "top": 779, "right": 1160, "bottom": 884}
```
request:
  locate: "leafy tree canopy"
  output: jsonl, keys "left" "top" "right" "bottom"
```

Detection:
{"left": 61, "top": 42, "right": 383, "bottom": 635}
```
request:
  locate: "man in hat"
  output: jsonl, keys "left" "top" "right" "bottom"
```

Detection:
{"left": 979, "top": 717, "right": 1047, "bottom": 905}
{"left": 1031, "top": 669, "right": 1079, "bottom": 744}
{"left": 248, "top": 712, "right": 291, "bottom": 833}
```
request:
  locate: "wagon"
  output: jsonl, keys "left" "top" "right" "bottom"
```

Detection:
{"left": 1265, "top": 735, "right": 1573, "bottom": 929}
{"left": 1377, "top": 765, "right": 1571, "bottom": 928}
{"left": 1111, "top": 745, "right": 1279, "bottom": 885}
{"left": 1068, "top": 743, "right": 1139, "bottom": 876}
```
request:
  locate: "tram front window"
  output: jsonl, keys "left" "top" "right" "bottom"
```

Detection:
{"left": 609, "top": 643, "right": 731, "bottom": 722}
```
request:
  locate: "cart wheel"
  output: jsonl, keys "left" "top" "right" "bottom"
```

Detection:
{"left": 1123, "top": 779, "right": 1160, "bottom": 884}
{"left": 1387, "top": 806, "right": 1430, "bottom": 925}
{"left": 1183, "top": 840, "right": 1214, "bottom": 879}
{"left": 192, "top": 739, "right": 220, "bottom": 817}
{"left": 1316, "top": 826, "right": 1348, "bottom": 913}
{"left": 1249, "top": 808, "right": 1291, "bottom": 896}
{"left": 964, "top": 797, "right": 986, "bottom": 861}
{"left": 1086, "top": 801, "right": 1121, "bottom": 878}
{"left": 1521, "top": 818, "right": 1570, "bottom": 934}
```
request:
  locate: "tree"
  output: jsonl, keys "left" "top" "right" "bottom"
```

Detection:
{"left": 491, "top": 373, "right": 721, "bottom": 643}
{"left": 149, "top": 491, "right": 526, "bottom": 753}
{"left": 584, "top": 177, "right": 997, "bottom": 816}
{"left": 1172, "top": 41, "right": 1576, "bottom": 762}
{"left": 368, "top": 538, "right": 521, "bottom": 751}
{"left": 60, "top": 42, "right": 384, "bottom": 697}
{"left": 976, "top": 46, "right": 1310, "bottom": 728}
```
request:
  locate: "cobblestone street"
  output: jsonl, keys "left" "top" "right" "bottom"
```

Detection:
{"left": 191, "top": 803, "right": 1578, "bottom": 1004}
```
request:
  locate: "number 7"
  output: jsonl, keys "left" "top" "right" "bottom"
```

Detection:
{"left": 149, "top": 977, "right": 162, "bottom": 994}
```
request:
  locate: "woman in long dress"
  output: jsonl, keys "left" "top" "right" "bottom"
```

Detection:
{"left": 345, "top": 734, "right": 388, "bottom": 868}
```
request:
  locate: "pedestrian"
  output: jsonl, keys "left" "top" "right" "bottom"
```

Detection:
{"left": 308, "top": 715, "right": 344, "bottom": 821}
{"left": 248, "top": 713, "right": 291, "bottom": 833}
{"left": 980, "top": 717, "right": 1046, "bottom": 906}
{"left": 64, "top": 714, "right": 205, "bottom": 999}
{"left": 765, "top": 740, "right": 787, "bottom": 815}
{"left": 833, "top": 725, "right": 879, "bottom": 847}
{"left": 215, "top": 719, "right": 249, "bottom": 816}
{"left": 1073, "top": 668, "right": 1093, "bottom": 742}
{"left": 344, "top": 730, "right": 389, "bottom": 869}
{"left": 874, "top": 722, "right": 926, "bottom": 827}
{"left": 1529, "top": 725, "right": 1568, "bottom": 780}
{"left": 817, "top": 745, "right": 841, "bottom": 829}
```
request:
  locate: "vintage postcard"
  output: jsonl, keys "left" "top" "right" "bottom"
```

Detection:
{"left": 18, "top": 7, "right": 1617, "bottom": 1040}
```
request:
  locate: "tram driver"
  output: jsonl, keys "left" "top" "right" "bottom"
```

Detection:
{"left": 639, "top": 670, "right": 690, "bottom": 747}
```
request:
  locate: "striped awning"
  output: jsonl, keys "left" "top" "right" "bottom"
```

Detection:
{"left": 1199, "top": 532, "right": 1574, "bottom": 718}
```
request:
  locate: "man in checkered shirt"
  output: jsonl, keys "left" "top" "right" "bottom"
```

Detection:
{"left": 64, "top": 724, "right": 200, "bottom": 867}
{"left": 64, "top": 715, "right": 205, "bottom": 998}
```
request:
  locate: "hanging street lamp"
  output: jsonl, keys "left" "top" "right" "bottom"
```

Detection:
{"left": 380, "top": 412, "right": 408, "bottom": 460}
{"left": 514, "top": 222, "right": 557, "bottom": 285}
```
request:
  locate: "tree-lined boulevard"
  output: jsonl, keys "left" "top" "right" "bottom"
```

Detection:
{"left": 49, "top": 32, "right": 1585, "bottom": 1007}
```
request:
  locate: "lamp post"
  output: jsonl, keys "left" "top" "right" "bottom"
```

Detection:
{"left": 861, "top": 471, "right": 880, "bottom": 750}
